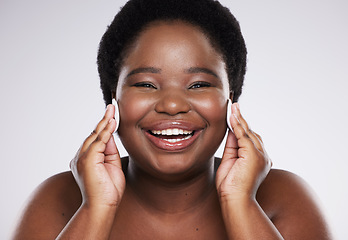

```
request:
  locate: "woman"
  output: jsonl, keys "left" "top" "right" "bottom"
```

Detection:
{"left": 12, "top": 0, "right": 332, "bottom": 239}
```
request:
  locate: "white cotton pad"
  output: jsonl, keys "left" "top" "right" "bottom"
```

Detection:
{"left": 112, "top": 99, "right": 120, "bottom": 132}
{"left": 226, "top": 99, "right": 233, "bottom": 131}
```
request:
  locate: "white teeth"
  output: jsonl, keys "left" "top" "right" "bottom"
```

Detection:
{"left": 163, "top": 135, "right": 192, "bottom": 143}
{"left": 151, "top": 128, "right": 193, "bottom": 136}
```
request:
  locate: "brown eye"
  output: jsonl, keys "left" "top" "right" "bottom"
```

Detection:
{"left": 189, "top": 82, "right": 211, "bottom": 89}
{"left": 133, "top": 82, "right": 157, "bottom": 89}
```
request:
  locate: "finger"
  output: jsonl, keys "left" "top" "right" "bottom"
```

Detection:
{"left": 230, "top": 113, "right": 261, "bottom": 158}
{"left": 89, "top": 104, "right": 115, "bottom": 142}
{"left": 84, "top": 118, "right": 116, "bottom": 165}
{"left": 253, "top": 132, "right": 263, "bottom": 144}
{"left": 231, "top": 112, "right": 271, "bottom": 172}
{"left": 105, "top": 150, "right": 122, "bottom": 170}
{"left": 232, "top": 103, "right": 249, "bottom": 130}
{"left": 246, "top": 129, "right": 263, "bottom": 152}
{"left": 104, "top": 122, "right": 122, "bottom": 169}
{"left": 221, "top": 131, "right": 238, "bottom": 160}
{"left": 216, "top": 132, "right": 236, "bottom": 189}
{"left": 231, "top": 103, "right": 263, "bottom": 151}
{"left": 81, "top": 104, "right": 115, "bottom": 155}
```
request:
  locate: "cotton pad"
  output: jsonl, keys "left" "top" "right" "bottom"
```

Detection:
{"left": 112, "top": 99, "right": 120, "bottom": 132}
{"left": 226, "top": 99, "right": 233, "bottom": 131}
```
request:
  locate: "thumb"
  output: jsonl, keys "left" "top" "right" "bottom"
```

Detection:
{"left": 222, "top": 131, "right": 238, "bottom": 160}
{"left": 104, "top": 119, "right": 122, "bottom": 169}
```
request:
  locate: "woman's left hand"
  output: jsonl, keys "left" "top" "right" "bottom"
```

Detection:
{"left": 216, "top": 103, "right": 272, "bottom": 202}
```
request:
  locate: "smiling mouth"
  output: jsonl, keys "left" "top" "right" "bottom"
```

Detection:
{"left": 148, "top": 128, "right": 194, "bottom": 143}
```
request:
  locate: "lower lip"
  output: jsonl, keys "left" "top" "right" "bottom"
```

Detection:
{"left": 144, "top": 131, "right": 201, "bottom": 151}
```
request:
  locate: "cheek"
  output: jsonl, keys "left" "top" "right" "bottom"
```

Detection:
{"left": 193, "top": 91, "right": 227, "bottom": 126}
{"left": 116, "top": 91, "right": 155, "bottom": 157}
{"left": 192, "top": 91, "right": 228, "bottom": 158}
{"left": 118, "top": 91, "right": 154, "bottom": 130}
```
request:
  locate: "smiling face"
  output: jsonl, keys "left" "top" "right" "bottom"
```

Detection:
{"left": 115, "top": 21, "right": 230, "bottom": 180}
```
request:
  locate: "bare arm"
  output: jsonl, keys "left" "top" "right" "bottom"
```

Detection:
{"left": 220, "top": 196, "right": 283, "bottom": 239}
{"left": 216, "top": 103, "right": 332, "bottom": 239}
{"left": 12, "top": 104, "right": 125, "bottom": 240}
{"left": 11, "top": 172, "right": 81, "bottom": 240}
{"left": 263, "top": 170, "right": 333, "bottom": 240}
{"left": 219, "top": 169, "right": 333, "bottom": 239}
{"left": 56, "top": 203, "right": 117, "bottom": 240}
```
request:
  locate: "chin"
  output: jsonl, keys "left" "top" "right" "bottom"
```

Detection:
{"left": 129, "top": 150, "right": 215, "bottom": 182}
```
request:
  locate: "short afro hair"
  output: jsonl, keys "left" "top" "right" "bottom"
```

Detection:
{"left": 97, "top": 0, "right": 247, "bottom": 105}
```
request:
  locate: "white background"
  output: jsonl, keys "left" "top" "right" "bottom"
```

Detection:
{"left": 1, "top": 0, "right": 347, "bottom": 239}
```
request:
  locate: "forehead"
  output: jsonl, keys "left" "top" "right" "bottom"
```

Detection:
{"left": 121, "top": 21, "right": 225, "bottom": 71}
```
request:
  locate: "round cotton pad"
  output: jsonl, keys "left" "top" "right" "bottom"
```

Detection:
{"left": 112, "top": 99, "right": 120, "bottom": 132}
{"left": 226, "top": 99, "right": 233, "bottom": 131}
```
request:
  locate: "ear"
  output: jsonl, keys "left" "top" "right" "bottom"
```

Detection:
{"left": 229, "top": 90, "right": 234, "bottom": 102}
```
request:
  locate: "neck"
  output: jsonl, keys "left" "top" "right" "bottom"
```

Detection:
{"left": 126, "top": 157, "right": 217, "bottom": 214}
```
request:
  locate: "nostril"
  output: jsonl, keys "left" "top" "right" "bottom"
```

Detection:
{"left": 155, "top": 95, "right": 191, "bottom": 115}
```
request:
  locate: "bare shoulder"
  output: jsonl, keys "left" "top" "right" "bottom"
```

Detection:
{"left": 12, "top": 171, "right": 82, "bottom": 240}
{"left": 257, "top": 169, "right": 333, "bottom": 239}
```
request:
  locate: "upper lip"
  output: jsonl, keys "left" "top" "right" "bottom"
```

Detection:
{"left": 142, "top": 120, "right": 205, "bottom": 132}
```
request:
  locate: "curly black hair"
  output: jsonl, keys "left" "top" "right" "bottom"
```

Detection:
{"left": 97, "top": 0, "right": 247, "bottom": 105}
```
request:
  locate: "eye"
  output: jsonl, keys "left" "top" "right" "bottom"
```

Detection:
{"left": 189, "top": 81, "right": 211, "bottom": 89}
{"left": 133, "top": 82, "right": 157, "bottom": 89}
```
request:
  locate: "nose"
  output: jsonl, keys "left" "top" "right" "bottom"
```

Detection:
{"left": 155, "top": 90, "right": 191, "bottom": 115}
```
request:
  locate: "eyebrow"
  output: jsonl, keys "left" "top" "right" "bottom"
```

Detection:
{"left": 184, "top": 67, "right": 220, "bottom": 79}
{"left": 126, "top": 67, "right": 161, "bottom": 78}
{"left": 126, "top": 66, "right": 219, "bottom": 79}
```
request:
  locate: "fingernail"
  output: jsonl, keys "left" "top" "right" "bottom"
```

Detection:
{"left": 106, "top": 104, "right": 112, "bottom": 112}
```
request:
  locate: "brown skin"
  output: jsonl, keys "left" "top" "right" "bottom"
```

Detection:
{"left": 12, "top": 22, "right": 332, "bottom": 240}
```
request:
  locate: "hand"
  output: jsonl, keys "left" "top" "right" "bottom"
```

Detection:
{"left": 216, "top": 103, "right": 272, "bottom": 202}
{"left": 70, "top": 104, "right": 126, "bottom": 208}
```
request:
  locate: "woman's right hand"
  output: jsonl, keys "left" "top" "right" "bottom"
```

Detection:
{"left": 70, "top": 104, "right": 126, "bottom": 209}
